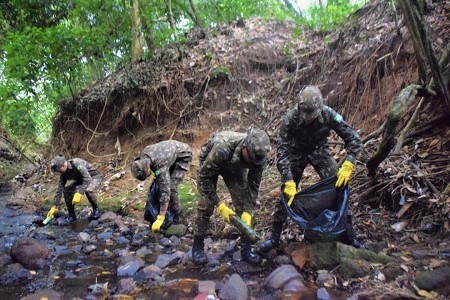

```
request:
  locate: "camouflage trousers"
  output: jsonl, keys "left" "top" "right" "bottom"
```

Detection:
{"left": 273, "top": 151, "right": 338, "bottom": 225}
{"left": 167, "top": 154, "right": 192, "bottom": 216}
{"left": 63, "top": 175, "right": 103, "bottom": 214}
{"left": 194, "top": 168, "right": 256, "bottom": 237}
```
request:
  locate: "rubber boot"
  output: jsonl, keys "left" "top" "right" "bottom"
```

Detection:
{"left": 86, "top": 193, "right": 101, "bottom": 220}
{"left": 68, "top": 207, "right": 77, "bottom": 223}
{"left": 241, "top": 237, "right": 262, "bottom": 266}
{"left": 89, "top": 208, "right": 100, "bottom": 220}
{"left": 256, "top": 222, "right": 283, "bottom": 254}
{"left": 192, "top": 235, "right": 208, "bottom": 265}
{"left": 342, "top": 215, "right": 364, "bottom": 249}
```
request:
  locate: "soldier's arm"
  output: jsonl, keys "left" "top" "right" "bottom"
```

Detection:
{"left": 277, "top": 114, "right": 294, "bottom": 181}
{"left": 247, "top": 164, "right": 264, "bottom": 209}
{"left": 198, "top": 143, "right": 230, "bottom": 206}
{"left": 328, "top": 108, "right": 362, "bottom": 163}
{"left": 53, "top": 175, "right": 66, "bottom": 204}
{"left": 74, "top": 160, "right": 92, "bottom": 194}
{"left": 155, "top": 166, "right": 170, "bottom": 216}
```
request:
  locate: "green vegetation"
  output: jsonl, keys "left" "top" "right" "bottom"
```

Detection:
{"left": 178, "top": 181, "right": 200, "bottom": 215}
{"left": 0, "top": 0, "right": 363, "bottom": 156}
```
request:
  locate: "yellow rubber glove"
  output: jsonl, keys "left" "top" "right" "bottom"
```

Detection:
{"left": 336, "top": 160, "right": 355, "bottom": 187}
{"left": 284, "top": 180, "right": 296, "bottom": 206}
{"left": 43, "top": 206, "right": 57, "bottom": 225}
{"left": 151, "top": 215, "right": 165, "bottom": 233}
{"left": 217, "top": 202, "right": 236, "bottom": 223}
{"left": 241, "top": 211, "right": 252, "bottom": 226}
{"left": 72, "top": 192, "right": 82, "bottom": 205}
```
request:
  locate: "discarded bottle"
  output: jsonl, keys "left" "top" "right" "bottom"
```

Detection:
{"left": 43, "top": 206, "right": 57, "bottom": 225}
{"left": 206, "top": 288, "right": 216, "bottom": 300}
{"left": 229, "top": 215, "right": 261, "bottom": 244}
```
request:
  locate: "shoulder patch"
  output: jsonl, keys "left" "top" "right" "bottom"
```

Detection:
{"left": 334, "top": 113, "right": 343, "bottom": 123}
{"left": 154, "top": 170, "right": 161, "bottom": 176}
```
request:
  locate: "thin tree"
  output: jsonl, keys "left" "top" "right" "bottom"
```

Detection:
{"left": 131, "top": 0, "right": 144, "bottom": 61}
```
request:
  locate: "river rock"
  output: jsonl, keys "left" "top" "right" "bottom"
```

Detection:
{"left": 119, "top": 254, "right": 145, "bottom": 267}
{"left": 82, "top": 245, "right": 97, "bottom": 254}
{"left": 10, "top": 238, "right": 50, "bottom": 269}
{"left": 415, "top": 266, "right": 450, "bottom": 296}
{"left": 114, "top": 236, "right": 130, "bottom": 245}
{"left": 198, "top": 280, "right": 216, "bottom": 293}
{"left": 0, "top": 263, "right": 33, "bottom": 285}
{"left": 317, "top": 287, "right": 330, "bottom": 300}
{"left": 218, "top": 274, "right": 248, "bottom": 300}
{"left": 0, "top": 253, "right": 12, "bottom": 268}
{"left": 264, "top": 264, "right": 305, "bottom": 292}
{"left": 338, "top": 258, "right": 372, "bottom": 278}
{"left": 97, "top": 231, "right": 113, "bottom": 241}
{"left": 78, "top": 232, "right": 90, "bottom": 242}
{"left": 155, "top": 251, "right": 184, "bottom": 269}
{"left": 117, "top": 260, "right": 141, "bottom": 277}
{"left": 136, "top": 246, "right": 152, "bottom": 257}
{"left": 98, "top": 212, "right": 117, "bottom": 223}
{"left": 316, "top": 270, "right": 335, "bottom": 287}
{"left": 134, "top": 264, "right": 162, "bottom": 281}
{"left": 164, "top": 224, "right": 187, "bottom": 237}
{"left": 117, "top": 278, "right": 136, "bottom": 294}
{"left": 20, "top": 289, "right": 63, "bottom": 300}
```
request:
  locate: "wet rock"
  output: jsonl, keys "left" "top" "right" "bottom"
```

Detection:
{"left": 155, "top": 251, "right": 184, "bottom": 269}
{"left": 62, "top": 271, "right": 77, "bottom": 279}
{"left": 155, "top": 244, "right": 165, "bottom": 251}
{"left": 338, "top": 258, "right": 371, "bottom": 278}
{"left": 117, "top": 278, "right": 136, "bottom": 294}
{"left": 97, "top": 231, "right": 113, "bottom": 241}
{"left": 78, "top": 232, "right": 90, "bottom": 242}
{"left": 164, "top": 224, "right": 187, "bottom": 237}
{"left": 0, "top": 263, "right": 33, "bottom": 285}
{"left": 136, "top": 246, "right": 152, "bottom": 257}
{"left": 20, "top": 289, "right": 64, "bottom": 300}
{"left": 160, "top": 237, "right": 172, "bottom": 247}
{"left": 117, "top": 260, "right": 141, "bottom": 277}
{"left": 53, "top": 246, "right": 74, "bottom": 256}
{"left": 88, "top": 220, "right": 99, "bottom": 228}
{"left": 169, "top": 235, "right": 180, "bottom": 246}
{"left": 82, "top": 245, "right": 97, "bottom": 254}
{"left": 415, "top": 266, "right": 450, "bottom": 296}
{"left": 316, "top": 270, "right": 335, "bottom": 287}
{"left": 317, "top": 287, "right": 330, "bottom": 300}
{"left": 218, "top": 273, "right": 248, "bottom": 300}
{"left": 98, "top": 212, "right": 117, "bottom": 223}
{"left": 264, "top": 264, "right": 305, "bottom": 292}
{"left": 274, "top": 254, "right": 292, "bottom": 265}
{"left": 114, "top": 236, "right": 130, "bottom": 245}
{"left": 134, "top": 264, "right": 162, "bottom": 281}
{"left": 206, "top": 256, "right": 220, "bottom": 268}
{"left": 119, "top": 254, "right": 145, "bottom": 266}
{"left": 10, "top": 238, "right": 50, "bottom": 270}
{"left": 0, "top": 254, "right": 12, "bottom": 268}
{"left": 223, "top": 241, "right": 238, "bottom": 257}
{"left": 113, "top": 218, "right": 129, "bottom": 233}
{"left": 162, "top": 279, "right": 199, "bottom": 298}
{"left": 131, "top": 237, "right": 145, "bottom": 247}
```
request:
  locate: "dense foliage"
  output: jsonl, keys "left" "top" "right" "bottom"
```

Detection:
{"left": 0, "top": 0, "right": 362, "bottom": 153}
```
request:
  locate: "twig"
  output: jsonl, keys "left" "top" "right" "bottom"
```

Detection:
{"left": 394, "top": 97, "right": 425, "bottom": 153}
{"left": 0, "top": 135, "right": 37, "bottom": 167}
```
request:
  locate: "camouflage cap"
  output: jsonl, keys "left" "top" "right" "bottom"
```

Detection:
{"left": 298, "top": 86, "right": 324, "bottom": 123}
{"left": 131, "top": 157, "right": 150, "bottom": 181}
{"left": 50, "top": 155, "right": 66, "bottom": 172}
{"left": 244, "top": 126, "right": 271, "bottom": 165}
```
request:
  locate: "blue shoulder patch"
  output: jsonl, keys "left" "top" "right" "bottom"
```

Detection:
{"left": 77, "top": 165, "right": 83, "bottom": 171}
{"left": 334, "top": 113, "right": 343, "bottom": 123}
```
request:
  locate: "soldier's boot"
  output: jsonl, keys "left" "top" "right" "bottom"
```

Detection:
{"left": 341, "top": 216, "right": 364, "bottom": 249}
{"left": 68, "top": 207, "right": 77, "bottom": 223}
{"left": 256, "top": 222, "right": 283, "bottom": 254}
{"left": 87, "top": 193, "right": 101, "bottom": 220}
{"left": 241, "top": 237, "right": 262, "bottom": 266}
{"left": 173, "top": 210, "right": 183, "bottom": 225}
{"left": 192, "top": 235, "right": 208, "bottom": 265}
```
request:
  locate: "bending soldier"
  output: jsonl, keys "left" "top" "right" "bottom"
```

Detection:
{"left": 50, "top": 155, "right": 102, "bottom": 222}
{"left": 258, "top": 86, "right": 364, "bottom": 254}
{"left": 131, "top": 140, "right": 192, "bottom": 233}
{"left": 192, "top": 126, "right": 271, "bottom": 266}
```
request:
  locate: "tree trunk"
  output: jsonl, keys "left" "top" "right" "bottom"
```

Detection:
{"left": 131, "top": 0, "right": 144, "bottom": 61}
{"left": 165, "top": 0, "right": 177, "bottom": 35}
{"left": 366, "top": 85, "right": 420, "bottom": 176}
{"left": 397, "top": 0, "right": 450, "bottom": 111}
{"left": 187, "top": 0, "right": 201, "bottom": 28}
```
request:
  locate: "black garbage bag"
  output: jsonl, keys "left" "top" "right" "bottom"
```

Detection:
{"left": 144, "top": 180, "right": 174, "bottom": 230}
{"left": 281, "top": 176, "right": 349, "bottom": 242}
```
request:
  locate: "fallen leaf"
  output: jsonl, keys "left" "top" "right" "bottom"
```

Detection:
{"left": 429, "top": 259, "right": 444, "bottom": 269}
{"left": 413, "top": 234, "right": 420, "bottom": 243}
{"left": 429, "top": 139, "right": 440, "bottom": 147}
{"left": 401, "top": 256, "right": 411, "bottom": 262}
{"left": 391, "top": 220, "right": 409, "bottom": 232}
{"left": 400, "top": 264, "right": 409, "bottom": 272}
{"left": 396, "top": 202, "right": 413, "bottom": 218}
{"left": 418, "top": 290, "right": 438, "bottom": 299}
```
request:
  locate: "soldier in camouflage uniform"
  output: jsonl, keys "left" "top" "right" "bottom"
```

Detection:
{"left": 257, "top": 86, "right": 364, "bottom": 253}
{"left": 131, "top": 140, "right": 192, "bottom": 233}
{"left": 50, "top": 155, "right": 103, "bottom": 222}
{"left": 192, "top": 126, "right": 271, "bottom": 266}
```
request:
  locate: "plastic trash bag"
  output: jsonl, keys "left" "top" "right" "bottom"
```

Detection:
{"left": 144, "top": 180, "right": 174, "bottom": 230}
{"left": 281, "top": 176, "right": 349, "bottom": 242}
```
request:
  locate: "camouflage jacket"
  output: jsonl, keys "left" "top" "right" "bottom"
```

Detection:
{"left": 54, "top": 158, "right": 101, "bottom": 202}
{"left": 277, "top": 106, "right": 362, "bottom": 181}
{"left": 141, "top": 140, "right": 192, "bottom": 206}
{"left": 198, "top": 131, "right": 265, "bottom": 206}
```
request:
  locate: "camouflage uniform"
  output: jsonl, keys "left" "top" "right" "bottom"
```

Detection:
{"left": 194, "top": 131, "right": 266, "bottom": 237}
{"left": 53, "top": 158, "right": 103, "bottom": 216}
{"left": 139, "top": 140, "right": 192, "bottom": 217}
{"left": 273, "top": 105, "right": 362, "bottom": 223}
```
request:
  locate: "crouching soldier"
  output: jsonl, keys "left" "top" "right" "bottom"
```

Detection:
{"left": 258, "top": 85, "right": 363, "bottom": 255}
{"left": 131, "top": 140, "right": 192, "bottom": 233}
{"left": 50, "top": 155, "right": 102, "bottom": 222}
{"left": 192, "top": 126, "right": 271, "bottom": 266}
